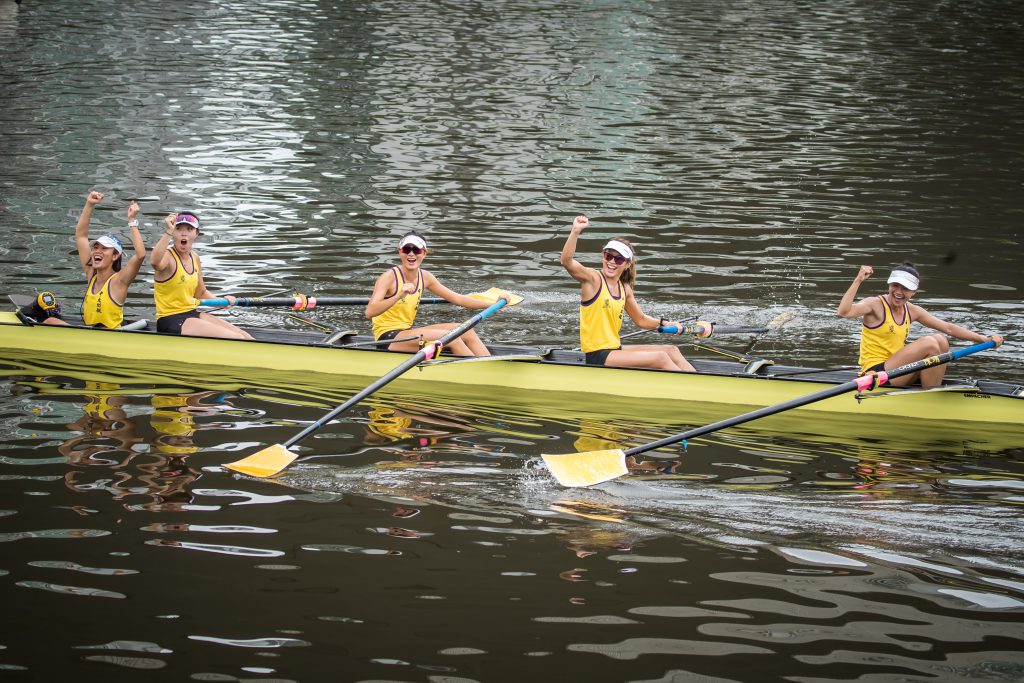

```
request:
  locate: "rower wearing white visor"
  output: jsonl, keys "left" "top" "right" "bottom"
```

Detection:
{"left": 837, "top": 262, "right": 1003, "bottom": 388}
{"left": 365, "top": 231, "right": 511, "bottom": 356}
{"left": 560, "top": 215, "right": 696, "bottom": 371}
{"left": 71, "top": 191, "right": 147, "bottom": 329}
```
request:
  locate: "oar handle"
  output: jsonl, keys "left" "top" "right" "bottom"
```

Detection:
{"left": 197, "top": 296, "right": 446, "bottom": 309}
{"left": 658, "top": 323, "right": 769, "bottom": 337}
{"left": 281, "top": 298, "right": 509, "bottom": 448}
{"left": 624, "top": 340, "right": 997, "bottom": 458}
{"left": 658, "top": 322, "right": 711, "bottom": 337}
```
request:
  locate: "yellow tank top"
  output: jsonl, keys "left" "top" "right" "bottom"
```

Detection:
{"left": 579, "top": 274, "right": 625, "bottom": 354}
{"left": 859, "top": 296, "right": 911, "bottom": 372}
{"left": 83, "top": 274, "right": 124, "bottom": 329}
{"left": 372, "top": 267, "right": 423, "bottom": 339}
{"left": 154, "top": 249, "right": 201, "bottom": 318}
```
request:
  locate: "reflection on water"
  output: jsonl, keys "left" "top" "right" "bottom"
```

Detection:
{"left": 0, "top": 365, "right": 1023, "bottom": 678}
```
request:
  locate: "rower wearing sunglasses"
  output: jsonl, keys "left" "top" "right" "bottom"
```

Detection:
{"left": 365, "top": 231, "right": 507, "bottom": 356}
{"left": 151, "top": 212, "right": 253, "bottom": 340}
{"left": 560, "top": 215, "right": 695, "bottom": 371}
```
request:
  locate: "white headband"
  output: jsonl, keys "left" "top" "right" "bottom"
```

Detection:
{"left": 399, "top": 235, "right": 427, "bottom": 250}
{"left": 887, "top": 270, "right": 920, "bottom": 291}
{"left": 602, "top": 239, "right": 633, "bottom": 261}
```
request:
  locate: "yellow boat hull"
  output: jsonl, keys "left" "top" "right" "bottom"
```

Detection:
{"left": 1, "top": 311, "right": 1021, "bottom": 436}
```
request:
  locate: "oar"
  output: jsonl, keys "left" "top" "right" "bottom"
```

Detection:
{"left": 542, "top": 340, "right": 998, "bottom": 487}
{"left": 199, "top": 295, "right": 446, "bottom": 309}
{"left": 619, "top": 312, "right": 794, "bottom": 342}
{"left": 225, "top": 294, "right": 519, "bottom": 478}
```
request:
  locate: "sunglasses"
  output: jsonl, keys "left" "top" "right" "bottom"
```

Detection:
{"left": 603, "top": 250, "right": 628, "bottom": 265}
{"left": 400, "top": 245, "right": 424, "bottom": 255}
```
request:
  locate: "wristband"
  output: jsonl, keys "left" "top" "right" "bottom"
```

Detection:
{"left": 128, "top": 219, "right": 139, "bottom": 228}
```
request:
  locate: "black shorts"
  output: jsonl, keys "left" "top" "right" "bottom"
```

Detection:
{"left": 376, "top": 329, "right": 406, "bottom": 342}
{"left": 862, "top": 361, "right": 887, "bottom": 374}
{"left": 585, "top": 348, "right": 620, "bottom": 366}
{"left": 157, "top": 310, "right": 202, "bottom": 334}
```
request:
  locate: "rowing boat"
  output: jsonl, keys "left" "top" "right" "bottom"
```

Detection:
{"left": 1, "top": 297, "right": 1021, "bottom": 430}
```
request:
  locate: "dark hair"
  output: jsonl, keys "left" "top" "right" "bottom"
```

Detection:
{"left": 892, "top": 261, "right": 919, "bottom": 278}
{"left": 609, "top": 236, "right": 637, "bottom": 287}
{"left": 112, "top": 254, "right": 122, "bottom": 272}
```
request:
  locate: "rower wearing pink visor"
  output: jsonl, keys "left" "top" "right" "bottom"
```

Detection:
{"left": 151, "top": 211, "right": 253, "bottom": 340}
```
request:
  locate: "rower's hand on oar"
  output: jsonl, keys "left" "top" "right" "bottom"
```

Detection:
{"left": 989, "top": 335, "right": 1004, "bottom": 347}
{"left": 661, "top": 319, "right": 686, "bottom": 336}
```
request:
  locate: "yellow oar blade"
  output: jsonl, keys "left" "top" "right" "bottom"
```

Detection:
{"left": 225, "top": 444, "right": 297, "bottom": 478}
{"left": 541, "top": 449, "right": 629, "bottom": 488}
{"left": 469, "top": 287, "right": 524, "bottom": 306}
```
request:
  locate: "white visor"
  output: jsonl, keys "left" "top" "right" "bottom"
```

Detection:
{"left": 399, "top": 235, "right": 427, "bottom": 251}
{"left": 94, "top": 234, "right": 124, "bottom": 256}
{"left": 602, "top": 239, "right": 633, "bottom": 261}
{"left": 887, "top": 270, "right": 919, "bottom": 291}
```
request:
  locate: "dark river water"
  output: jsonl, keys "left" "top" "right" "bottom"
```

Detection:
{"left": 2, "top": 0, "right": 1023, "bottom": 681}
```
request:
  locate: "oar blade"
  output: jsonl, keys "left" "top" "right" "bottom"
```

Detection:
{"left": 225, "top": 444, "right": 298, "bottom": 478}
{"left": 469, "top": 287, "right": 524, "bottom": 306}
{"left": 541, "top": 449, "right": 629, "bottom": 488}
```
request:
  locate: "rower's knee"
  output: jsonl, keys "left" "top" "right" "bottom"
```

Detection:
{"left": 925, "top": 334, "right": 948, "bottom": 354}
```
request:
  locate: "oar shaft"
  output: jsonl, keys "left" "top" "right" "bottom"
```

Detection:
{"left": 281, "top": 298, "right": 508, "bottom": 448}
{"left": 198, "top": 296, "right": 446, "bottom": 308}
{"left": 625, "top": 341, "right": 996, "bottom": 458}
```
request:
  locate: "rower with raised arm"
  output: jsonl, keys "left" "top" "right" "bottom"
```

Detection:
{"left": 560, "top": 215, "right": 695, "bottom": 371}
{"left": 365, "top": 231, "right": 510, "bottom": 357}
{"left": 23, "top": 192, "right": 146, "bottom": 328}
{"left": 76, "top": 192, "right": 146, "bottom": 328}
{"left": 151, "top": 211, "right": 253, "bottom": 339}
{"left": 836, "top": 262, "right": 1003, "bottom": 387}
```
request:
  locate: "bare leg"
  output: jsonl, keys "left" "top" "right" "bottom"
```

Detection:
{"left": 386, "top": 323, "right": 490, "bottom": 357}
{"left": 884, "top": 334, "right": 949, "bottom": 387}
{"left": 606, "top": 348, "right": 696, "bottom": 374}
{"left": 181, "top": 313, "right": 253, "bottom": 340}
{"left": 605, "top": 345, "right": 694, "bottom": 372}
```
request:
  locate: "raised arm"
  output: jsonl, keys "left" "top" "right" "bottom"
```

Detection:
{"left": 560, "top": 215, "right": 596, "bottom": 285}
{"left": 150, "top": 213, "right": 176, "bottom": 276}
{"left": 117, "top": 202, "right": 146, "bottom": 283}
{"left": 836, "top": 265, "right": 881, "bottom": 320}
{"left": 74, "top": 191, "right": 104, "bottom": 275}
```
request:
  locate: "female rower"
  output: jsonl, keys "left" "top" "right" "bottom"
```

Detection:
{"left": 151, "top": 212, "right": 253, "bottom": 339}
{"left": 837, "top": 263, "right": 1003, "bottom": 387}
{"left": 365, "top": 231, "right": 503, "bottom": 356}
{"left": 74, "top": 191, "right": 146, "bottom": 328}
{"left": 560, "top": 215, "right": 695, "bottom": 371}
